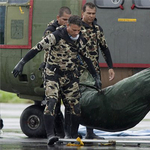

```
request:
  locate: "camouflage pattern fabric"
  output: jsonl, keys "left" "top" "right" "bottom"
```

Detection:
{"left": 44, "top": 67, "right": 81, "bottom": 116}
{"left": 33, "top": 29, "right": 88, "bottom": 71}
{"left": 43, "top": 20, "right": 64, "bottom": 63}
{"left": 44, "top": 20, "right": 55, "bottom": 36}
{"left": 31, "top": 27, "right": 89, "bottom": 116}
{"left": 81, "top": 22, "right": 108, "bottom": 75}
{"left": 79, "top": 21, "right": 111, "bottom": 84}
{"left": 43, "top": 20, "right": 55, "bottom": 63}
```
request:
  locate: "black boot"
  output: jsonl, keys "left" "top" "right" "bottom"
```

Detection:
{"left": 64, "top": 113, "right": 81, "bottom": 139}
{"left": 54, "top": 101, "right": 65, "bottom": 138}
{"left": 54, "top": 112, "right": 65, "bottom": 138}
{"left": 43, "top": 115, "right": 59, "bottom": 145}
{"left": 85, "top": 127, "right": 104, "bottom": 139}
{"left": 70, "top": 114, "right": 80, "bottom": 138}
{"left": 64, "top": 110, "right": 72, "bottom": 139}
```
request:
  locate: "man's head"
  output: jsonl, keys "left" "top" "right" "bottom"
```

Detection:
{"left": 57, "top": 7, "right": 71, "bottom": 26}
{"left": 67, "top": 15, "right": 82, "bottom": 38}
{"left": 82, "top": 2, "right": 96, "bottom": 26}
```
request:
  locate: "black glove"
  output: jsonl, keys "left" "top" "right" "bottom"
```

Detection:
{"left": 12, "top": 58, "right": 26, "bottom": 78}
{"left": 93, "top": 74, "right": 102, "bottom": 89}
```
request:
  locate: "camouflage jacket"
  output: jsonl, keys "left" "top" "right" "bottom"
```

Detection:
{"left": 42, "top": 20, "right": 62, "bottom": 63}
{"left": 32, "top": 27, "right": 92, "bottom": 72}
{"left": 81, "top": 20, "right": 113, "bottom": 73}
{"left": 43, "top": 20, "right": 61, "bottom": 37}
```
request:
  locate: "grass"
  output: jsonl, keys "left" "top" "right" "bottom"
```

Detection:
{"left": 0, "top": 90, "right": 33, "bottom": 103}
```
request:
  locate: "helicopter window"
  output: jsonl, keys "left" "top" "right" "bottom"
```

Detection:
{"left": 0, "top": 0, "right": 29, "bottom": 3}
{"left": 0, "top": 0, "right": 33, "bottom": 48}
{"left": 133, "top": 0, "right": 150, "bottom": 8}
{"left": 0, "top": 6, "right": 5, "bottom": 44}
{"left": 94, "top": 0, "right": 124, "bottom": 8}
{"left": 8, "top": 0, "right": 29, "bottom": 4}
{"left": 0, "top": 0, "right": 7, "bottom": 2}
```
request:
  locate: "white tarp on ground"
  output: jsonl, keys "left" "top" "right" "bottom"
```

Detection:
{"left": 79, "top": 125, "right": 150, "bottom": 136}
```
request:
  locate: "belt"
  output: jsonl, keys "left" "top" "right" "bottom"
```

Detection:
{"left": 46, "top": 63, "right": 75, "bottom": 75}
{"left": 46, "top": 63, "right": 58, "bottom": 72}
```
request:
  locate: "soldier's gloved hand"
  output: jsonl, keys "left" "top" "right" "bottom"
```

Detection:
{"left": 12, "top": 58, "right": 25, "bottom": 78}
{"left": 93, "top": 74, "right": 102, "bottom": 89}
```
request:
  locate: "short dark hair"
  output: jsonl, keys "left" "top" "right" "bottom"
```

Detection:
{"left": 82, "top": 2, "right": 96, "bottom": 12}
{"left": 59, "top": 7, "right": 71, "bottom": 17}
{"left": 68, "top": 15, "right": 82, "bottom": 26}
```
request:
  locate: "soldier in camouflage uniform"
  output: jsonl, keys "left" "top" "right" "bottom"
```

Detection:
{"left": 80, "top": 2, "right": 115, "bottom": 139}
{"left": 43, "top": 6, "right": 71, "bottom": 64}
{"left": 40, "top": 7, "right": 71, "bottom": 139}
{"left": 12, "top": 15, "right": 101, "bottom": 145}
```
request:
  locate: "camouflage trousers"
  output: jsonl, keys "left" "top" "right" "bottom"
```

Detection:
{"left": 43, "top": 66, "right": 81, "bottom": 116}
{"left": 39, "top": 62, "right": 62, "bottom": 115}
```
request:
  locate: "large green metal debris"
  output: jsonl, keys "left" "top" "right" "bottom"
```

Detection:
{"left": 80, "top": 68, "right": 150, "bottom": 132}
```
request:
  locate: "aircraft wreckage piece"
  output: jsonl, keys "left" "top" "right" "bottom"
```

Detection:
{"left": 80, "top": 68, "right": 150, "bottom": 132}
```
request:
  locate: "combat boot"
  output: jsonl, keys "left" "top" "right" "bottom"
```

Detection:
{"left": 70, "top": 114, "right": 80, "bottom": 138}
{"left": 43, "top": 115, "right": 59, "bottom": 145}
{"left": 64, "top": 110, "right": 72, "bottom": 139}
{"left": 85, "top": 127, "right": 104, "bottom": 139}
{"left": 54, "top": 111, "right": 65, "bottom": 138}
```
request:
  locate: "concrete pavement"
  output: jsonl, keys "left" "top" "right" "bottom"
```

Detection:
{"left": 0, "top": 103, "right": 150, "bottom": 150}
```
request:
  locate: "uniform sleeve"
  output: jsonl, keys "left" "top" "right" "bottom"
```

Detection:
{"left": 43, "top": 26, "right": 54, "bottom": 37}
{"left": 33, "top": 33, "right": 56, "bottom": 52}
{"left": 22, "top": 34, "right": 56, "bottom": 63}
{"left": 43, "top": 29, "right": 55, "bottom": 62}
{"left": 79, "top": 40, "right": 97, "bottom": 76}
{"left": 43, "top": 20, "right": 55, "bottom": 37}
{"left": 81, "top": 54, "right": 97, "bottom": 77}
{"left": 97, "top": 26, "right": 113, "bottom": 69}
{"left": 78, "top": 37, "right": 89, "bottom": 58}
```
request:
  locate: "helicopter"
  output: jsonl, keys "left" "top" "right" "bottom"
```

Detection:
{"left": 0, "top": 0, "right": 150, "bottom": 137}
